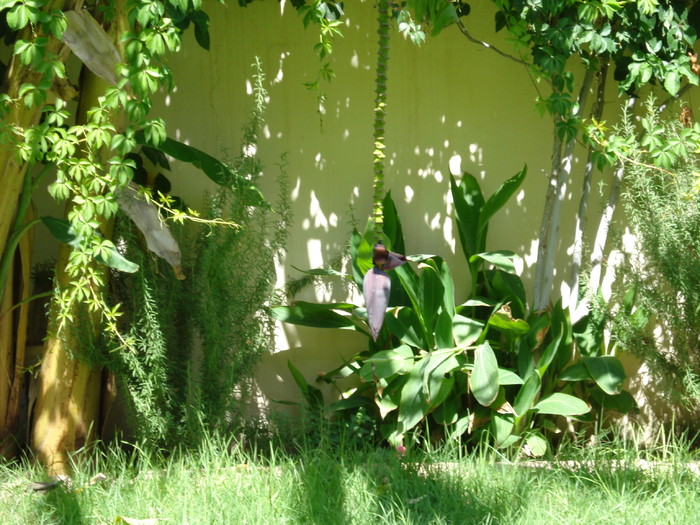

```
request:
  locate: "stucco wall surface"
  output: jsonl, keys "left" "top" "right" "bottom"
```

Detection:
{"left": 153, "top": 1, "right": 645, "bottom": 414}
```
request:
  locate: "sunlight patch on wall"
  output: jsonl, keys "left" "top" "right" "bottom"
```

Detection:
{"left": 449, "top": 154, "right": 462, "bottom": 176}
{"left": 469, "top": 143, "right": 483, "bottom": 166}
{"left": 272, "top": 52, "right": 290, "bottom": 85}
{"left": 309, "top": 190, "right": 330, "bottom": 232}
{"left": 443, "top": 215, "right": 455, "bottom": 253}
{"left": 524, "top": 239, "right": 539, "bottom": 270}
{"left": 290, "top": 177, "right": 301, "bottom": 202}
{"left": 404, "top": 185, "right": 414, "bottom": 203}
{"left": 307, "top": 238, "right": 325, "bottom": 269}
{"left": 314, "top": 152, "right": 327, "bottom": 170}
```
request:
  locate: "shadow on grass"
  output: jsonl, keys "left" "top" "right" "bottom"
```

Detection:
{"left": 291, "top": 448, "right": 515, "bottom": 524}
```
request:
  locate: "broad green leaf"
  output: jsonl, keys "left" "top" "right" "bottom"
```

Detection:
{"left": 382, "top": 191, "right": 406, "bottom": 254}
{"left": 533, "top": 393, "right": 590, "bottom": 416}
{"left": 525, "top": 433, "right": 548, "bottom": 457}
{"left": 573, "top": 310, "right": 605, "bottom": 357}
{"left": 418, "top": 259, "right": 445, "bottom": 335}
{"left": 271, "top": 302, "right": 357, "bottom": 329}
{"left": 471, "top": 341, "right": 499, "bottom": 406}
{"left": 488, "top": 307, "right": 530, "bottom": 336}
{"left": 491, "top": 270, "right": 527, "bottom": 320}
{"left": 583, "top": 355, "right": 626, "bottom": 395}
{"left": 95, "top": 240, "right": 139, "bottom": 273}
{"left": 663, "top": 70, "right": 680, "bottom": 96}
{"left": 498, "top": 368, "right": 524, "bottom": 386}
{"left": 398, "top": 363, "right": 427, "bottom": 432}
{"left": 453, "top": 314, "right": 484, "bottom": 347}
{"left": 434, "top": 309, "right": 454, "bottom": 349}
{"left": 40, "top": 215, "right": 81, "bottom": 248}
{"left": 360, "top": 345, "right": 414, "bottom": 381}
{"left": 423, "top": 351, "right": 460, "bottom": 404}
{"left": 469, "top": 250, "right": 519, "bottom": 274}
{"left": 514, "top": 372, "right": 541, "bottom": 417}
{"left": 491, "top": 413, "right": 515, "bottom": 447}
{"left": 384, "top": 307, "right": 424, "bottom": 348}
{"left": 432, "top": 393, "right": 459, "bottom": 425}
{"left": 560, "top": 362, "right": 592, "bottom": 381}
{"left": 537, "top": 329, "right": 564, "bottom": 374}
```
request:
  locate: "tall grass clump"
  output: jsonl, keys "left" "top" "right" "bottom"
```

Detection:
{"left": 604, "top": 97, "right": 700, "bottom": 406}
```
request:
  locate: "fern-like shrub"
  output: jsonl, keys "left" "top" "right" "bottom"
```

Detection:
{"left": 605, "top": 98, "right": 700, "bottom": 405}
{"left": 106, "top": 60, "right": 290, "bottom": 447}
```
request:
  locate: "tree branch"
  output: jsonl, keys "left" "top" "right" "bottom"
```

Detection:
{"left": 455, "top": 18, "right": 529, "bottom": 67}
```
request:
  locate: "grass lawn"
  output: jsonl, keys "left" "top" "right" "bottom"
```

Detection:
{"left": 2, "top": 434, "right": 699, "bottom": 524}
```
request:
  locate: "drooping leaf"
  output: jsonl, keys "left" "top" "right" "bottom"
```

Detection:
{"left": 116, "top": 185, "right": 184, "bottom": 278}
{"left": 271, "top": 302, "right": 357, "bottom": 329}
{"left": 135, "top": 132, "right": 267, "bottom": 207}
{"left": 471, "top": 341, "right": 499, "bottom": 406}
{"left": 363, "top": 267, "right": 391, "bottom": 340}
{"left": 62, "top": 10, "right": 121, "bottom": 85}
{"left": 453, "top": 314, "right": 484, "bottom": 347}
{"left": 533, "top": 393, "right": 590, "bottom": 416}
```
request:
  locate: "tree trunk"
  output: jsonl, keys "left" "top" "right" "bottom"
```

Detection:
{"left": 569, "top": 64, "right": 609, "bottom": 317}
{"left": 533, "top": 70, "right": 594, "bottom": 311}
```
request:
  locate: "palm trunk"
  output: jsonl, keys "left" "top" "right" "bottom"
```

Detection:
{"left": 0, "top": 209, "right": 33, "bottom": 457}
{"left": 30, "top": 5, "right": 127, "bottom": 474}
{"left": 0, "top": 0, "right": 81, "bottom": 458}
